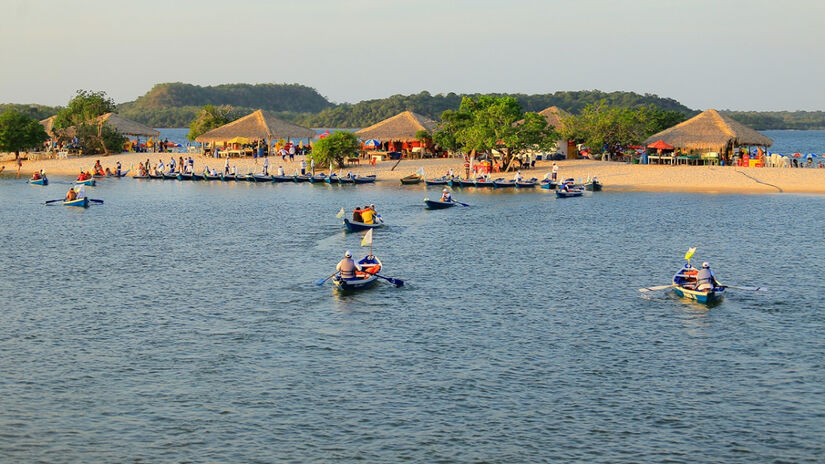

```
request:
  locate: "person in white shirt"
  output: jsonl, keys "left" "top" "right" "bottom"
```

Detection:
{"left": 224, "top": 156, "right": 230, "bottom": 174}
{"left": 263, "top": 157, "right": 269, "bottom": 175}
{"left": 277, "top": 165, "right": 285, "bottom": 176}
{"left": 513, "top": 170, "right": 523, "bottom": 182}
{"left": 289, "top": 145, "right": 296, "bottom": 161}
{"left": 301, "top": 159, "right": 307, "bottom": 175}
{"left": 551, "top": 162, "right": 559, "bottom": 181}
{"left": 310, "top": 158, "right": 315, "bottom": 175}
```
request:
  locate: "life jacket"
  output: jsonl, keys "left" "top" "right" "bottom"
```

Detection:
{"left": 339, "top": 259, "right": 357, "bottom": 279}
{"left": 361, "top": 209, "right": 374, "bottom": 224}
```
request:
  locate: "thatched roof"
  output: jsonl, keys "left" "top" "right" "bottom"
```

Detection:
{"left": 537, "top": 106, "right": 571, "bottom": 128}
{"left": 355, "top": 111, "right": 437, "bottom": 142}
{"left": 39, "top": 116, "right": 57, "bottom": 137}
{"left": 96, "top": 113, "right": 159, "bottom": 137}
{"left": 644, "top": 109, "right": 772, "bottom": 150}
{"left": 195, "top": 109, "right": 315, "bottom": 143}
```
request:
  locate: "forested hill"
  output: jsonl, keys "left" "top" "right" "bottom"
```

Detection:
{"left": 293, "top": 90, "right": 694, "bottom": 128}
{"left": 719, "top": 111, "right": 825, "bottom": 130}
{"left": 0, "top": 103, "right": 61, "bottom": 121}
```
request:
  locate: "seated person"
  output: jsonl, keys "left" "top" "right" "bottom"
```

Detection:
{"left": 361, "top": 207, "right": 374, "bottom": 224}
{"left": 352, "top": 206, "right": 365, "bottom": 222}
{"left": 440, "top": 188, "right": 452, "bottom": 202}
{"left": 65, "top": 187, "right": 77, "bottom": 201}
{"left": 32, "top": 171, "right": 41, "bottom": 180}
{"left": 696, "top": 262, "right": 718, "bottom": 291}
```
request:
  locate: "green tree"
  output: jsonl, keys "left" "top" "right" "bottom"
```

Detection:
{"left": 308, "top": 131, "right": 360, "bottom": 169}
{"left": 75, "top": 123, "right": 126, "bottom": 155}
{"left": 188, "top": 105, "right": 232, "bottom": 141}
{"left": 0, "top": 110, "right": 49, "bottom": 159}
{"left": 558, "top": 101, "right": 669, "bottom": 156}
{"left": 54, "top": 90, "right": 121, "bottom": 154}
{"left": 434, "top": 96, "right": 556, "bottom": 171}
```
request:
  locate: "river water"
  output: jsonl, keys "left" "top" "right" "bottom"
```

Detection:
{"left": 1, "top": 173, "right": 824, "bottom": 462}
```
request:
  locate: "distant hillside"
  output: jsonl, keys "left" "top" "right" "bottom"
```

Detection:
{"left": 0, "top": 103, "right": 61, "bottom": 121}
{"left": 722, "top": 111, "right": 825, "bottom": 130}
{"left": 117, "top": 82, "right": 332, "bottom": 126}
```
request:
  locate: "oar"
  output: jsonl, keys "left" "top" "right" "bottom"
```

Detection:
{"left": 452, "top": 199, "right": 470, "bottom": 207}
{"left": 44, "top": 199, "right": 63, "bottom": 204}
{"left": 722, "top": 285, "right": 767, "bottom": 292}
{"left": 89, "top": 199, "right": 104, "bottom": 204}
{"left": 366, "top": 272, "right": 404, "bottom": 287}
{"left": 638, "top": 284, "right": 676, "bottom": 293}
{"left": 315, "top": 272, "right": 337, "bottom": 286}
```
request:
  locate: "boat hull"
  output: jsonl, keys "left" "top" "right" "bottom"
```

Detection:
{"left": 343, "top": 218, "right": 384, "bottom": 232}
{"left": 75, "top": 179, "right": 95, "bottom": 186}
{"left": 585, "top": 181, "right": 603, "bottom": 191}
{"left": 555, "top": 189, "right": 584, "bottom": 198}
{"left": 458, "top": 180, "right": 477, "bottom": 187}
{"left": 400, "top": 175, "right": 421, "bottom": 185}
{"left": 425, "top": 177, "right": 448, "bottom": 186}
{"left": 353, "top": 175, "right": 376, "bottom": 184}
{"left": 63, "top": 197, "right": 89, "bottom": 207}
{"left": 673, "top": 286, "right": 725, "bottom": 304}
{"left": 30, "top": 178, "right": 48, "bottom": 185}
{"left": 272, "top": 175, "right": 293, "bottom": 183}
{"left": 493, "top": 179, "right": 515, "bottom": 188}
{"left": 424, "top": 199, "right": 456, "bottom": 209}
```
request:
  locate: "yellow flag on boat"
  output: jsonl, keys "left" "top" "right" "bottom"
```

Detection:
{"left": 685, "top": 247, "right": 697, "bottom": 260}
{"left": 335, "top": 207, "right": 345, "bottom": 218}
{"left": 361, "top": 229, "right": 373, "bottom": 247}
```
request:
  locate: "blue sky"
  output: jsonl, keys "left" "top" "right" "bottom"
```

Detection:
{"left": 1, "top": 0, "right": 823, "bottom": 110}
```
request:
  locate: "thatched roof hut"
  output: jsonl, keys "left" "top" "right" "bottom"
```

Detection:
{"left": 39, "top": 116, "right": 58, "bottom": 137}
{"left": 96, "top": 113, "right": 159, "bottom": 137}
{"left": 195, "top": 109, "right": 315, "bottom": 143}
{"left": 355, "top": 111, "right": 437, "bottom": 142}
{"left": 644, "top": 109, "right": 772, "bottom": 151}
{"left": 537, "top": 106, "right": 571, "bottom": 129}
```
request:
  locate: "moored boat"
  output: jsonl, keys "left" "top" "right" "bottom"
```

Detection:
{"left": 294, "top": 174, "right": 311, "bottom": 182}
{"left": 332, "top": 255, "right": 383, "bottom": 292}
{"left": 162, "top": 172, "right": 179, "bottom": 180}
{"left": 584, "top": 179, "right": 603, "bottom": 191}
{"left": 424, "top": 199, "right": 456, "bottom": 209}
{"left": 400, "top": 174, "right": 422, "bottom": 185}
{"left": 493, "top": 178, "right": 515, "bottom": 188}
{"left": 148, "top": 173, "right": 163, "bottom": 179}
{"left": 272, "top": 175, "right": 293, "bottom": 183}
{"left": 220, "top": 173, "right": 237, "bottom": 181}
{"left": 515, "top": 178, "right": 538, "bottom": 188}
{"left": 309, "top": 173, "right": 328, "bottom": 183}
{"left": 204, "top": 174, "right": 221, "bottom": 180}
{"left": 475, "top": 178, "right": 495, "bottom": 188}
{"left": 540, "top": 179, "right": 556, "bottom": 190}
{"left": 353, "top": 175, "right": 377, "bottom": 184}
{"left": 251, "top": 174, "right": 272, "bottom": 182}
{"left": 343, "top": 218, "right": 384, "bottom": 232}
{"left": 177, "top": 173, "right": 193, "bottom": 181}
{"left": 425, "top": 176, "right": 449, "bottom": 186}
{"left": 458, "top": 179, "right": 477, "bottom": 188}
{"left": 555, "top": 187, "right": 584, "bottom": 198}
{"left": 63, "top": 197, "right": 89, "bottom": 207}
{"left": 337, "top": 175, "right": 355, "bottom": 184}
{"left": 191, "top": 173, "right": 206, "bottom": 181}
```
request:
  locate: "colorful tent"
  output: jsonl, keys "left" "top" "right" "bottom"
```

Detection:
{"left": 647, "top": 139, "right": 674, "bottom": 150}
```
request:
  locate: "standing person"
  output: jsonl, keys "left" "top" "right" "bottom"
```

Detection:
{"left": 188, "top": 157, "right": 194, "bottom": 174}
{"left": 551, "top": 162, "right": 558, "bottom": 182}
{"left": 289, "top": 144, "right": 295, "bottom": 161}
{"left": 301, "top": 159, "right": 307, "bottom": 175}
{"left": 179, "top": 156, "right": 185, "bottom": 173}
{"left": 224, "top": 155, "right": 230, "bottom": 175}
{"left": 169, "top": 157, "right": 176, "bottom": 172}
{"left": 310, "top": 157, "right": 315, "bottom": 175}
{"left": 280, "top": 146, "right": 287, "bottom": 161}
{"left": 116, "top": 161, "right": 122, "bottom": 176}
{"left": 263, "top": 156, "right": 269, "bottom": 175}
{"left": 163, "top": 138, "right": 169, "bottom": 153}
{"left": 157, "top": 159, "right": 165, "bottom": 174}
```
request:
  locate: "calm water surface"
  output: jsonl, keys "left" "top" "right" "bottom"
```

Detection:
{"left": 0, "top": 178, "right": 823, "bottom": 462}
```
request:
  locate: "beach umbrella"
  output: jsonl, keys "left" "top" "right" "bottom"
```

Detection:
{"left": 647, "top": 139, "right": 674, "bottom": 150}
{"left": 228, "top": 136, "right": 250, "bottom": 144}
{"left": 364, "top": 139, "right": 380, "bottom": 148}
{"left": 806, "top": 153, "right": 817, "bottom": 158}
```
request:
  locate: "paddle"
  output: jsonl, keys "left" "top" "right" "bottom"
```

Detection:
{"left": 44, "top": 199, "right": 63, "bottom": 204}
{"left": 89, "top": 199, "right": 104, "bottom": 204}
{"left": 452, "top": 199, "right": 470, "bottom": 207}
{"left": 365, "top": 271, "right": 404, "bottom": 287}
{"left": 638, "top": 284, "right": 676, "bottom": 293}
{"left": 721, "top": 285, "right": 767, "bottom": 292}
{"left": 315, "top": 272, "right": 337, "bottom": 286}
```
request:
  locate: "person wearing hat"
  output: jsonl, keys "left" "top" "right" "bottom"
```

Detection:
{"left": 336, "top": 250, "right": 360, "bottom": 280}
{"left": 440, "top": 188, "right": 452, "bottom": 202}
{"left": 696, "top": 262, "right": 718, "bottom": 291}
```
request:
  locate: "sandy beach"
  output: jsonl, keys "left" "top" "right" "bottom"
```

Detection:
{"left": 2, "top": 151, "right": 824, "bottom": 194}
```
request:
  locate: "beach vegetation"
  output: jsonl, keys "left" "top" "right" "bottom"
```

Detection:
{"left": 435, "top": 96, "right": 556, "bottom": 171}
{"left": 75, "top": 123, "right": 126, "bottom": 155}
{"left": 188, "top": 105, "right": 233, "bottom": 141}
{"left": 308, "top": 131, "right": 360, "bottom": 169}
{"left": 54, "top": 90, "right": 123, "bottom": 155}
{"left": 0, "top": 110, "right": 49, "bottom": 159}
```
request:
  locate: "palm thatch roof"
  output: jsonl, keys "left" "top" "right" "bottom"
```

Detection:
{"left": 96, "top": 113, "right": 159, "bottom": 137}
{"left": 537, "top": 106, "right": 571, "bottom": 128}
{"left": 644, "top": 109, "right": 772, "bottom": 150}
{"left": 195, "top": 109, "right": 315, "bottom": 143}
{"left": 354, "top": 111, "right": 438, "bottom": 142}
{"left": 39, "top": 116, "right": 58, "bottom": 137}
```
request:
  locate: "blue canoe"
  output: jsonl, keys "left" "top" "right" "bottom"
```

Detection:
{"left": 75, "top": 178, "right": 96, "bottom": 186}
{"left": 332, "top": 256, "right": 382, "bottom": 292}
{"left": 30, "top": 177, "right": 48, "bottom": 185}
{"left": 343, "top": 218, "right": 384, "bottom": 232}
{"left": 63, "top": 197, "right": 89, "bottom": 207}
{"left": 493, "top": 179, "right": 516, "bottom": 188}
{"left": 424, "top": 199, "right": 456, "bottom": 210}
{"left": 555, "top": 188, "right": 584, "bottom": 198}
{"left": 540, "top": 180, "right": 556, "bottom": 190}
{"left": 672, "top": 265, "right": 725, "bottom": 304}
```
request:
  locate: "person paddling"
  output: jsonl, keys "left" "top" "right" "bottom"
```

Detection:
{"left": 65, "top": 187, "right": 77, "bottom": 202}
{"left": 336, "top": 250, "right": 361, "bottom": 280}
{"left": 696, "top": 262, "right": 719, "bottom": 291}
{"left": 440, "top": 188, "right": 452, "bottom": 202}
{"left": 361, "top": 205, "right": 375, "bottom": 224}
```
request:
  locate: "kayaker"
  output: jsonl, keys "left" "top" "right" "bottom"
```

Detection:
{"left": 696, "top": 262, "right": 719, "bottom": 291}
{"left": 65, "top": 187, "right": 77, "bottom": 201}
{"left": 336, "top": 250, "right": 360, "bottom": 280}
{"left": 440, "top": 188, "right": 452, "bottom": 202}
{"left": 361, "top": 206, "right": 375, "bottom": 224}
{"left": 353, "top": 206, "right": 365, "bottom": 222}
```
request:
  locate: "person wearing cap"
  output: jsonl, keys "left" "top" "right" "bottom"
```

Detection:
{"left": 336, "top": 250, "right": 361, "bottom": 280}
{"left": 696, "top": 262, "right": 718, "bottom": 291}
{"left": 368, "top": 204, "right": 381, "bottom": 223}
{"left": 440, "top": 188, "right": 452, "bottom": 202}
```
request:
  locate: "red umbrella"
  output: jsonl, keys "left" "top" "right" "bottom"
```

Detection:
{"left": 318, "top": 130, "right": 330, "bottom": 139}
{"left": 647, "top": 140, "right": 674, "bottom": 150}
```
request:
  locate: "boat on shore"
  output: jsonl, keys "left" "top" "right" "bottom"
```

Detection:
{"left": 250, "top": 174, "right": 272, "bottom": 182}
{"left": 309, "top": 173, "right": 328, "bottom": 183}
{"left": 458, "top": 179, "right": 477, "bottom": 187}
{"left": 177, "top": 173, "right": 193, "bottom": 181}
{"left": 220, "top": 173, "right": 237, "bottom": 181}
{"left": 584, "top": 179, "right": 603, "bottom": 191}
{"left": 425, "top": 177, "right": 449, "bottom": 186}
{"left": 272, "top": 175, "right": 293, "bottom": 183}
{"left": 353, "top": 175, "right": 377, "bottom": 184}
{"left": 162, "top": 172, "right": 179, "bottom": 179}
{"left": 294, "top": 174, "right": 311, "bottom": 183}
{"left": 493, "top": 178, "right": 516, "bottom": 188}
{"left": 515, "top": 178, "right": 538, "bottom": 188}
{"left": 424, "top": 199, "right": 456, "bottom": 209}
{"left": 400, "top": 174, "right": 422, "bottom": 185}
{"left": 332, "top": 255, "right": 382, "bottom": 292}
{"left": 475, "top": 178, "right": 495, "bottom": 188}
{"left": 343, "top": 218, "right": 384, "bottom": 232}
{"left": 540, "top": 179, "right": 557, "bottom": 190}
{"left": 204, "top": 173, "right": 221, "bottom": 180}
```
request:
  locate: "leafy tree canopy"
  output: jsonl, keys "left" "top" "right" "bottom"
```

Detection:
{"left": 0, "top": 110, "right": 49, "bottom": 158}
{"left": 76, "top": 123, "right": 126, "bottom": 155}
{"left": 308, "top": 131, "right": 360, "bottom": 169}
{"left": 188, "top": 105, "right": 233, "bottom": 141}
{"left": 54, "top": 90, "right": 117, "bottom": 130}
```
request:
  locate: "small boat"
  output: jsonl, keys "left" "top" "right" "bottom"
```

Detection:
{"left": 475, "top": 179, "right": 494, "bottom": 188}
{"left": 540, "top": 179, "right": 557, "bottom": 190}
{"left": 584, "top": 180, "right": 603, "bottom": 191}
{"left": 332, "top": 255, "right": 382, "bottom": 292}
{"left": 162, "top": 172, "right": 179, "bottom": 180}
{"left": 271, "top": 175, "right": 293, "bottom": 183}
{"left": 400, "top": 174, "right": 422, "bottom": 185}
{"left": 177, "top": 173, "right": 193, "bottom": 181}
{"left": 493, "top": 178, "right": 516, "bottom": 188}
{"left": 148, "top": 173, "right": 163, "bottom": 179}
{"left": 424, "top": 199, "right": 456, "bottom": 210}
{"left": 353, "top": 175, "right": 377, "bottom": 184}
{"left": 237, "top": 174, "right": 256, "bottom": 182}
{"left": 191, "top": 173, "right": 206, "bottom": 181}
{"left": 107, "top": 170, "right": 130, "bottom": 178}
{"left": 324, "top": 174, "right": 339, "bottom": 184}
{"left": 204, "top": 174, "right": 221, "bottom": 181}
{"left": 75, "top": 178, "right": 96, "bottom": 186}
{"left": 672, "top": 264, "right": 725, "bottom": 304}
{"left": 251, "top": 174, "right": 273, "bottom": 182}
{"left": 555, "top": 186, "right": 584, "bottom": 198}
{"left": 63, "top": 197, "right": 89, "bottom": 207}
{"left": 515, "top": 178, "right": 538, "bottom": 188}
{"left": 132, "top": 174, "right": 150, "bottom": 179}
{"left": 343, "top": 218, "right": 384, "bottom": 232}
{"left": 294, "top": 174, "right": 311, "bottom": 183}
{"left": 30, "top": 176, "right": 48, "bottom": 185}
{"left": 220, "top": 174, "right": 237, "bottom": 181}
{"left": 425, "top": 177, "right": 449, "bottom": 186}
{"left": 337, "top": 175, "right": 355, "bottom": 184}
{"left": 459, "top": 179, "right": 477, "bottom": 188}
{"left": 309, "top": 173, "right": 328, "bottom": 183}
